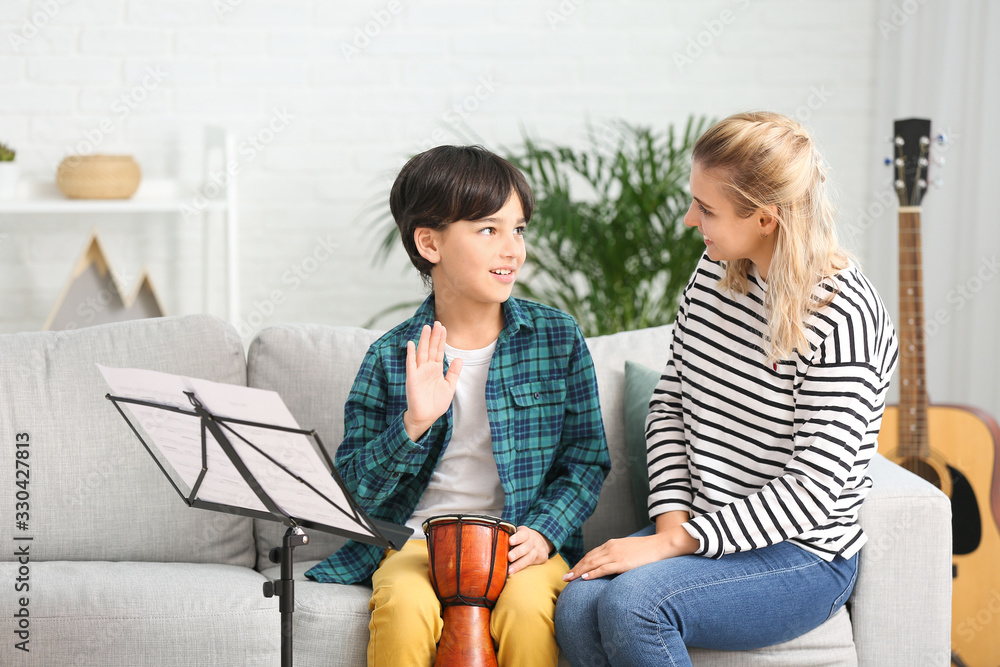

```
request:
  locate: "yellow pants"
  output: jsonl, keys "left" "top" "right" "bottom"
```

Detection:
{"left": 368, "top": 539, "right": 569, "bottom": 667}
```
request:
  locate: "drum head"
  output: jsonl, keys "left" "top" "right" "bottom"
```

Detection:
{"left": 421, "top": 513, "right": 516, "bottom": 536}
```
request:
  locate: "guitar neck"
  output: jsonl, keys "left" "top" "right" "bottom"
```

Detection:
{"left": 897, "top": 206, "right": 931, "bottom": 458}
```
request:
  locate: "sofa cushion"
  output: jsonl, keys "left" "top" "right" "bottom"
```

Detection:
{"left": 624, "top": 359, "right": 661, "bottom": 526}
{"left": 0, "top": 314, "right": 255, "bottom": 566}
{"left": 247, "top": 324, "right": 384, "bottom": 565}
{"left": 260, "top": 563, "right": 856, "bottom": 667}
{"left": 261, "top": 560, "right": 372, "bottom": 667}
{"left": 688, "top": 606, "right": 857, "bottom": 666}
{"left": 0, "top": 561, "right": 278, "bottom": 666}
{"left": 576, "top": 325, "right": 672, "bottom": 548}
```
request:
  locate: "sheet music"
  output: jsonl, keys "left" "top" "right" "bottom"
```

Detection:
{"left": 98, "top": 364, "right": 375, "bottom": 538}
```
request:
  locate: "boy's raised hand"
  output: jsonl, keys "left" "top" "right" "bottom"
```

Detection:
{"left": 402, "top": 322, "right": 463, "bottom": 442}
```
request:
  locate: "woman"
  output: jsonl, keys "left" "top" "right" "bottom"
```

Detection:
{"left": 554, "top": 111, "right": 898, "bottom": 666}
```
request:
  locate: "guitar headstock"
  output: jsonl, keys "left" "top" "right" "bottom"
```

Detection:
{"left": 892, "top": 118, "right": 932, "bottom": 207}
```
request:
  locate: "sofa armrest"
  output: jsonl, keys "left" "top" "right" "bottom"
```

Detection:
{"left": 852, "top": 454, "right": 952, "bottom": 667}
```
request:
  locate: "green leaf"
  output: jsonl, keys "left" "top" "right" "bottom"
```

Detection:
{"left": 508, "top": 117, "right": 712, "bottom": 336}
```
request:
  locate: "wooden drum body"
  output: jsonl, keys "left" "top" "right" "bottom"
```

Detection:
{"left": 423, "top": 514, "right": 515, "bottom": 667}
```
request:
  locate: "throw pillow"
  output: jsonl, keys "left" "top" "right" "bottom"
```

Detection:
{"left": 624, "top": 360, "right": 662, "bottom": 527}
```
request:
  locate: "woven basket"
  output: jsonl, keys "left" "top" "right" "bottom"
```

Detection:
{"left": 57, "top": 155, "right": 141, "bottom": 199}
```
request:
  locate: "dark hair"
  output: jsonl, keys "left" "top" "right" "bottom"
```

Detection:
{"left": 389, "top": 145, "right": 534, "bottom": 281}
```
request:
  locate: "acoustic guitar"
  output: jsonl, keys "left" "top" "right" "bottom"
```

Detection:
{"left": 876, "top": 118, "right": 1000, "bottom": 667}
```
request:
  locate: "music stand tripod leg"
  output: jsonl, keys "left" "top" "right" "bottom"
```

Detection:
{"left": 263, "top": 526, "right": 309, "bottom": 667}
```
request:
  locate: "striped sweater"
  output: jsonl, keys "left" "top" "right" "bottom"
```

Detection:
{"left": 647, "top": 254, "right": 899, "bottom": 561}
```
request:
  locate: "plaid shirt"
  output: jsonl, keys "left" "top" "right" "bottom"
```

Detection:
{"left": 305, "top": 295, "right": 610, "bottom": 585}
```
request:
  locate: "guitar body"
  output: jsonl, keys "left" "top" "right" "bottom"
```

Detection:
{"left": 879, "top": 403, "right": 1000, "bottom": 666}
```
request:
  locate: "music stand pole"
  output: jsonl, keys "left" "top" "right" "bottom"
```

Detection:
{"left": 182, "top": 393, "right": 307, "bottom": 667}
{"left": 263, "top": 526, "right": 308, "bottom": 667}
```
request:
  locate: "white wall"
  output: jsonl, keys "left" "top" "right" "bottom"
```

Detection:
{"left": 864, "top": 0, "right": 1000, "bottom": 427}
{"left": 0, "top": 0, "right": 883, "bottom": 339}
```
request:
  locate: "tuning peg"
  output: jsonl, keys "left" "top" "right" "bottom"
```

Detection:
{"left": 894, "top": 136, "right": 905, "bottom": 146}
{"left": 935, "top": 132, "right": 948, "bottom": 146}
{"left": 933, "top": 154, "right": 945, "bottom": 166}
{"left": 931, "top": 176, "right": 945, "bottom": 189}
{"left": 884, "top": 157, "right": 892, "bottom": 166}
{"left": 894, "top": 179, "right": 905, "bottom": 190}
{"left": 920, "top": 136, "right": 930, "bottom": 146}
{"left": 918, "top": 157, "right": 929, "bottom": 167}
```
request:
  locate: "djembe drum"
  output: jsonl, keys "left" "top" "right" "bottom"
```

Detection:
{"left": 423, "top": 514, "right": 516, "bottom": 667}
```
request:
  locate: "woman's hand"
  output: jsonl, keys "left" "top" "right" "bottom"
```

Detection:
{"left": 562, "top": 533, "right": 671, "bottom": 582}
{"left": 563, "top": 516, "right": 699, "bottom": 582}
{"left": 507, "top": 526, "right": 554, "bottom": 575}
{"left": 402, "top": 322, "right": 463, "bottom": 442}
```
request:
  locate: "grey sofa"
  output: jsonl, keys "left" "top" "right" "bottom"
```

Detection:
{"left": 0, "top": 314, "right": 952, "bottom": 666}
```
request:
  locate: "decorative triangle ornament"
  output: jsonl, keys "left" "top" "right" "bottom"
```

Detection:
{"left": 43, "top": 230, "right": 166, "bottom": 331}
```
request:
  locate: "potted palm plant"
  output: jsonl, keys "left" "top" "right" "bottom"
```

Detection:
{"left": 506, "top": 118, "right": 709, "bottom": 336}
{"left": 0, "top": 142, "right": 18, "bottom": 199}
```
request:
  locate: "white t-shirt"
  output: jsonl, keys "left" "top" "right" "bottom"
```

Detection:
{"left": 405, "top": 340, "right": 506, "bottom": 538}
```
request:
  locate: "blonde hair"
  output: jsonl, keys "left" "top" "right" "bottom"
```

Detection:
{"left": 692, "top": 111, "right": 850, "bottom": 362}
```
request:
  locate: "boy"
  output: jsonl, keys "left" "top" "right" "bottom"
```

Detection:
{"left": 305, "top": 145, "right": 610, "bottom": 666}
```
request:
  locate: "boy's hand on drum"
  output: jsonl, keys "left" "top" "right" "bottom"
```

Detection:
{"left": 403, "top": 322, "right": 463, "bottom": 442}
{"left": 507, "top": 526, "right": 553, "bottom": 575}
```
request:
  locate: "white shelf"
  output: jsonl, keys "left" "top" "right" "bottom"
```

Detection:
{"left": 0, "top": 179, "right": 227, "bottom": 214}
{"left": 0, "top": 129, "right": 240, "bottom": 325}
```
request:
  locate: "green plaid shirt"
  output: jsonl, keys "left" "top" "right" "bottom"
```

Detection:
{"left": 305, "top": 295, "right": 610, "bottom": 585}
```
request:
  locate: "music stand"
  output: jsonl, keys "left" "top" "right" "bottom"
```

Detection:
{"left": 99, "top": 364, "right": 411, "bottom": 667}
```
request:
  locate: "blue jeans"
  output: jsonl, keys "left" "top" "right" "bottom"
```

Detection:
{"left": 554, "top": 525, "right": 858, "bottom": 667}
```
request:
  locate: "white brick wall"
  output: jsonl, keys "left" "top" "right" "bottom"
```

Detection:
{"left": 0, "top": 0, "right": 882, "bottom": 339}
